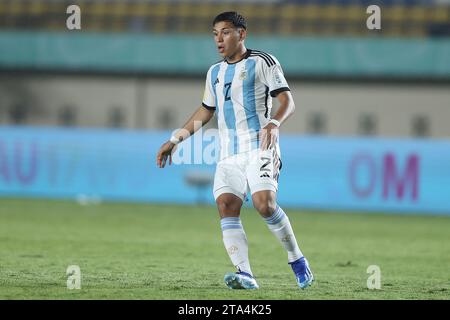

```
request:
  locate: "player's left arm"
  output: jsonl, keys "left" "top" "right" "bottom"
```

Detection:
{"left": 258, "top": 54, "right": 295, "bottom": 150}
{"left": 260, "top": 91, "right": 295, "bottom": 150}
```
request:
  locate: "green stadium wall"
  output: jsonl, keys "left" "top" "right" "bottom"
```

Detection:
{"left": 1, "top": 31, "right": 450, "bottom": 79}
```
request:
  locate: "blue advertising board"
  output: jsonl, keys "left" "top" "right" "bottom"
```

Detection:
{"left": 0, "top": 126, "right": 449, "bottom": 215}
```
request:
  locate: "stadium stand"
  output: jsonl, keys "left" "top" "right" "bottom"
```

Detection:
{"left": 0, "top": 0, "right": 449, "bottom": 37}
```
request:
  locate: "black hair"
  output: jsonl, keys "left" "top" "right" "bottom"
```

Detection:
{"left": 212, "top": 11, "right": 247, "bottom": 30}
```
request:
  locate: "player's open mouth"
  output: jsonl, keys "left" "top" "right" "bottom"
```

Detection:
{"left": 218, "top": 46, "right": 225, "bottom": 53}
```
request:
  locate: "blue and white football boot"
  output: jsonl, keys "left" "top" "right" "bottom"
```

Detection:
{"left": 224, "top": 271, "right": 259, "bottom": 289}
{"left": 289, "top": 257, "right": 314, "bottom": 289}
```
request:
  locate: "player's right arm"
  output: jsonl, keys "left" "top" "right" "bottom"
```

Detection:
{"left": 156, "top": 105, "right": 215, "bottom": 168}
{"left": 157, "top": 66, "right": 218, "bottom": 168}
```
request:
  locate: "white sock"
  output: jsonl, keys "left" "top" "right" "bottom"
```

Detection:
{"left": 221, "top": 217, "right": 253, "bottom": 276}
{"left": 264, "top": 205, "right": 303, "bottom": 263}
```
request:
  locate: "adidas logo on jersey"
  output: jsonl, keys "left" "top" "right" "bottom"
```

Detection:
{"left": 260, "top": 173, "right": 270, "bottom": 178}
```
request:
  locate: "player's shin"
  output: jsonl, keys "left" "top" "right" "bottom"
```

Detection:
{"left": 264, "top": 205, "right": 303, "bottom": 262}
{"left": 220, "top": 217, "right": 253, "bottom": 276}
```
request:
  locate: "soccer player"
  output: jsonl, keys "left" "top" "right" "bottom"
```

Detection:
{"left": 156, "top": 12, "right": 313, "bottom": 290}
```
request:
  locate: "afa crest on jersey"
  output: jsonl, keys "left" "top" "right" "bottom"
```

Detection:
{"left": 239, "top": 68, "right": 247, "bottom": 80}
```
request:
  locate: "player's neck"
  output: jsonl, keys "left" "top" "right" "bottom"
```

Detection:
{"left": 226, "top": 46, "right": 247, "bottom": 64}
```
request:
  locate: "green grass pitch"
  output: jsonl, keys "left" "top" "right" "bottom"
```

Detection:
{"left": 0, "top": 198, "right": 449, "bottom": 299}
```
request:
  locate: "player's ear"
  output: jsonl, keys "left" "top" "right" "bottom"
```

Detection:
{"left": 239, "top": 28, "right": 246, "bottom": 41}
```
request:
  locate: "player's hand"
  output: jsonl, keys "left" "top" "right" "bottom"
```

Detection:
{"left": 156, "top": 141, "right": 176, "bottom": 168}
{"left": 259, "top": 123, "right": 279, "bottom": 151}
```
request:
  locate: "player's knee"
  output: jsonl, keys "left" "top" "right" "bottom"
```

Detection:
{"left": 216, "top": 195, "right": 242, "bottom": 216}
{"left": 217, "top": 202, "right": 241, "bottom": 217}
{"left": 254, "top": 199, "right": 277, "bottom": 217}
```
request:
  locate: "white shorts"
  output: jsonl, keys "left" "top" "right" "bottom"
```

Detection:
{"left": 213, "top": 147, "right": 282, "bottom": 201}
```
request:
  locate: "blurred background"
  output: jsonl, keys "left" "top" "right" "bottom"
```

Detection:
{"left": 0, "top": 0, "right": 449, "bottom": 214}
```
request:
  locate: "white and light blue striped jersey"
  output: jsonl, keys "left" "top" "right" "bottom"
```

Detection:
{"left": 202, "top": 49, "right": 290, "bottom": 160}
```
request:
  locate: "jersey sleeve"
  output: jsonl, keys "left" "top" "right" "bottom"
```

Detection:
{"left": 260, "top": 55, "right": 291, "bottom": 97}
{"left": 202, "top": 67, "right": 216, "bottom": 110}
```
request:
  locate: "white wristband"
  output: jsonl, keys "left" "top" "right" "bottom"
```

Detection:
{"left": 169, "top": 136, "right": 181, "bottom": 145}
{"left": 269, "top": 119, "right": 281, "bottom": 127}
